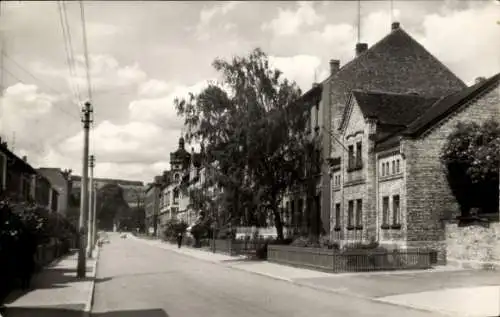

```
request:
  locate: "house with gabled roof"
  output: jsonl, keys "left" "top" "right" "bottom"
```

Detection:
{"left": 284, "top": 21, "right": 468, "bottom": 237}
{"left": 330, "top": 72, "right": 499, "bottom": 264}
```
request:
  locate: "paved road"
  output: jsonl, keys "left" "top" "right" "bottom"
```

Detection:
{"left": 91, "top": 234, "right": 442, "bottom": 317}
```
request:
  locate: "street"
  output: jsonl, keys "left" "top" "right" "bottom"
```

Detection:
{"left": 91, "top": 234, "right": 441, "bottom": 317}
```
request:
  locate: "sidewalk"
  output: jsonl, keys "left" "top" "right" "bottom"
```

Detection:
{"left": 133, "top": 235, "right": 500, "bottom": 317}
{"left": 1, "top": 248, "right": 99, "bottom": 317}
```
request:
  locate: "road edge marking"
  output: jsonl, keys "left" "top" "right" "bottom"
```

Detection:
{"left": 83, "top": 246, "right": 100, "bottom": 316}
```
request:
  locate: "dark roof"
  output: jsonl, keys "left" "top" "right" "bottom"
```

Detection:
{"left": 328, "top": 26, "right": 466, "bottom": 109}
{"left": 375, "top": 73, "right": 500, "bottom": 151}
{"left": 351, "top": 90, "right": 439, "bottom": 126}
{"left": 0, "top": 144, "right": 37, "bottom": 174}
{"left": 404, "top": 73, "right": 500, "bottom": 137}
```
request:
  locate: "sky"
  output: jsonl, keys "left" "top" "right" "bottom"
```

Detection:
{"left": 0, "top": 0, "right": 498, "bottom": 184}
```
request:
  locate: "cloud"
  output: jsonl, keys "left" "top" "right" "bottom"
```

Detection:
{"left": 86, "top": 23, "right": 120, "bottom": 38}
{"left": 128, "top": 80, "right": 211, "bottom": 127}
{"left": 33, "top": 54, "right": 147, "bottom": 93}
{"left": 0, "top": 83, "right": 58, "bottom": 148}
{"left": 261, "top": 1, "right": 324, "bottom": 36}
{"left": 269, "top": 55, "right": 326, "bottom": 92}
{"left": 137, "top": 79, "right": 171, "bottom": 97}
{"left": 416, "top": 2, "right": 500, "bottom": 84}
{"left": 195, "top": 1, "right": 241, "bottom": 40}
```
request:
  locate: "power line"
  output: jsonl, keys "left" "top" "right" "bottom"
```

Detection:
{"left": 58, "top": 0, "right": 83, "bottom": 108}
{"left": 2, "top": 66, "right": 80, "bottom": 119}
{"left": 2, "top": 52, "right": 76, "bottom": 103}
{"left": 79, "top": 0, "right": 92, "bottom": 102}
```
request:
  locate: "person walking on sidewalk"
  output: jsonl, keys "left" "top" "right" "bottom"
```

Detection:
{"left": 176, "top": 232, "right": 183, "bottom": 249}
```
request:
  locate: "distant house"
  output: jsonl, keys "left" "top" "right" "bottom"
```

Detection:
{"left": 144, "top": 175, "right": 162, "bottom": 236}
{"left": 330, "top": 73, "right": 500, "bottom": 263}
{"left": 0, "top": 139, "right": 37, "bottom": 203}
{"left": 37, "top": 168, "right": 72, "bottom": 215}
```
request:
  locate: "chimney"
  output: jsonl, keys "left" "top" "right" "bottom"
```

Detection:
{"left": 391, "top": 21, "right": 400, "bottom": 31}
{"left": 475, "top": 77, "right": 487, "bottom": 84}
{"left": 22, "top": 155, "right": 27, "bottom": 162}
{"left": 355, "top": 43, "right": 368, "bottom": 56}
{"left": 329, "top": 59, "right": 340, "bottom": 76}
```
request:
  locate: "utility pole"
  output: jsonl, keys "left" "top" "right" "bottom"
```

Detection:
{"left": 93, "top": 181, "right": 97, "bottom": 248}
{"left": 87, "top": 154, "right": 95, "bottom": 258}
{"left": 77, "top": 101, "right": 92, "bottom": 278}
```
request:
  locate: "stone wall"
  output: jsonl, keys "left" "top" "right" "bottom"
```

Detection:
{"left": 404, "top": 84, "right": 500, "bottom": 263}
{"left": 446, "top": 222, "right": 500, "bottom": 267}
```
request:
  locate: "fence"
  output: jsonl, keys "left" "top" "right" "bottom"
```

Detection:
{"left": 207, "top": 239, "right": 266, "bottom": 256}
{"left": 34, "top": 239, "right": 74, "bottom": 269}
{"left": 267, "top": 245, "right": 433, "bottom": 273}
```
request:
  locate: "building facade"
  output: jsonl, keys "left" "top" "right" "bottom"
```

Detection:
{"left": 318, "top": 21, "right": 467, "bottom": 235}
{"left": 37, "top": 168, "right": 72, "bottom": 215}
{"left": 329, "top": 72, "right": 499, "bottom": 263}
{"left": 144, "top": 176, "right": 162, "bottom": 235}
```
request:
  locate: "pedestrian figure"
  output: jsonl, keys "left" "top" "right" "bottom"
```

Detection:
{"left": 177, "top": 232, "right": 183, "bottom": 249}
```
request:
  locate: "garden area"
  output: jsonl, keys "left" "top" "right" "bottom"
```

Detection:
{"left": 0, "top": 198, "right": 77, "bottom": 304}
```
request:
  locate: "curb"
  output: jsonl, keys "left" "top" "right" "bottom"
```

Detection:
{"left": 83, "top": 246, "right": 100, "bottom": 317}
{"left": 225, "top": 264, "right": 457, "bottom": 316}
{"left": 132, "top": 236, "right": 456, "bottom": 316}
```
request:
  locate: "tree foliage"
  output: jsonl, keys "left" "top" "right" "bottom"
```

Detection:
{"left": 441, "top": 119, "right": 500, "bottom": 217}
{"left": 175, "top": 48, "right": 313, "bottom": 240}
{"left": 96, "top": 184, "right": 130, "bottom": 230}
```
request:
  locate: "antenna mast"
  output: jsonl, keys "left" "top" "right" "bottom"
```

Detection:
{"left": 390, "top": 0, "right": 394, "bottom": 24}
{"left": 357, "top": 0, "right": 361, "bottom": 43}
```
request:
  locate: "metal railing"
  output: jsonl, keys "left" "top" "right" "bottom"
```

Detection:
{"left": 267, "top": 245, "right": 433, "bottom": 273}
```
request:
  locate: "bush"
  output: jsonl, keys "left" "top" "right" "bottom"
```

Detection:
{"left": 161, "top": 219, "right": 188, "bottom": 240}
{"left": 441, "top": 119, "right": 500, "bottom": 217}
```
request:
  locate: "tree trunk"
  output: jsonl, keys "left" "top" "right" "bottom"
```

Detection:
{"left": 273, "top": 208, "right": 284, "bottom": 241}
{"left": 271, "top": 195, "right": 284, "bottom": 241}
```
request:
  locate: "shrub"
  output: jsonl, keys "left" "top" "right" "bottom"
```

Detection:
{"left": 441, "top": 119, "right": 500, "bottom": 218}
{"left": 161, "top": 219, "right": 188, "bottom": 240}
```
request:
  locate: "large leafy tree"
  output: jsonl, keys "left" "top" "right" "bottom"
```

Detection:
{"left": 96, "top": 184, "right": 130, "bottom": 230}
{"left": 175, "top": 48, "right": 309, "bottom": 240}
{"left": 441, "top": 119, "right": 500, "bottom": 218}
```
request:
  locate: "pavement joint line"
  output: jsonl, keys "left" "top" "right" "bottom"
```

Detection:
{"left": 131, "top": 236, "right": 455, "bottom": 316}
{"left": 83, "top": 246, "right": 100, "bottom": 316}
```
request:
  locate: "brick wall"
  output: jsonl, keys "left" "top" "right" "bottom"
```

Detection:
{"left": 446, "top": 222, "right": 500, "bottom": 264}
{"left": 404, "top": 84, "right": 500, "bottom": 263}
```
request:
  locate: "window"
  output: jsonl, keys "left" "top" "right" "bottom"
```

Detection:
{"left": 396, "top": 159, "right": 401, "bottom": 173}
{"left": 335, "top": 203, "right": 341, "bottom": 228}
{"left": 385, "top": 162, "right": 390, "bottom": 175}
{"left": 392, "top": 160, "right": 395, "bottom": 174}
{"left": 381, "top": 163, "right": 385, "bottom": 176}
{"left": 356, "top": 142, "right": 362, "bottom": 167}
{"left": 174, "top": 174, "right": 180, "bottom": 182}
{"left": 382, "top": 196, "right": 389, "bottom": 225}
{"left": 348, "top": 145, "right": 355, "bottom": 169}
{"left": 347, "top": 200, "right": 354, "bottom": 227}
{"left": 355, "top": 199, "right": 362, "bottom": 227}
{"left": 392, "top": 195, "right": 401, "bottom": 225}
{"left": 173, "top": 189, "right": 179, "bottom": 204}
